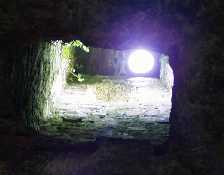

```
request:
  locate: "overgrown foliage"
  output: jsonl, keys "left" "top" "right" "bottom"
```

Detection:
{"left": 62, "top": 40, "right": 89, "bottom": 84}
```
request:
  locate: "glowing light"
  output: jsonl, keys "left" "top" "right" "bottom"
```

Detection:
{"left": 128, "top": 49, "right": 155, "bottom": 74}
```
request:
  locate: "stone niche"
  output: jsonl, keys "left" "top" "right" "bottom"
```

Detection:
{"left": 48, "top": 45, "right": 174, "bottom": 142}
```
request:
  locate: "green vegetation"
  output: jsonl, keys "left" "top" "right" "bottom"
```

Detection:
{"left": 62, "top": 40, "right": 90, "bottom": 84}
{"left": 66, "top": 74, "right": 105, "bottom": 85}
{"left": 62, "top": 40, "right": 89, "bottom": 60}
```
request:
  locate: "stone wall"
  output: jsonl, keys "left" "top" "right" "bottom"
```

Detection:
{"left": 169, "top": 37, "right": 224, "bottom": 149}
{"left": 85, "top": 47, "right": 161, "bottom": 77}
{"left": 160, "top": 55, "right": 174, "bottom": 89}
{"left": 0, "top": 40, "right": 63, "bottom": 132}
{"left": 0, "top": 43, "right": 14, "bottom": 118}
{"left": 0, "top": 1, "right": 223, "bottom": 173}
{"left": 86, "top": 47, "right": 128, "bottom": 76}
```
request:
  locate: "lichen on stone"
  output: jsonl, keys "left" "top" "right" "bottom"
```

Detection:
{"left": 95, "top": 78, "right": 131, "bottom": 102}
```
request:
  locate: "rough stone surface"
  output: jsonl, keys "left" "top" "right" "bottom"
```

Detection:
{"left": 0, "top": 41, "right": 62, "bottom": 131}
{"left": 0, "top": 44, "right": 14, "bottom": 118}
{"left": 160, "top": 55, "right": 174, "bottom": 89}
{"left": 46, "top": 77, "right": 172, "bottom": 143}
{"left": 0, "top": 1, "right": 223, "bottom": 174}
{"left": 85, "top": 47, "right": 161, "bottom": 77}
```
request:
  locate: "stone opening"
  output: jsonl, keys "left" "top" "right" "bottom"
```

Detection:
{"left": 42, "top": 42, "right": 174, "bottom": 143}
{"left": 0, "top": 1, "right": 222, "bottom": 173}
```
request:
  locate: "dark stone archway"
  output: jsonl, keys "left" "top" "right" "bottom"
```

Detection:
{"left": 0, "top": 0, "right": 222, "bottom": 145}
{"left": 0, "top": 1, "right": 223, "bottom": 174}
{"left": 1, "top": 0, "right": 222, "bottom": 139}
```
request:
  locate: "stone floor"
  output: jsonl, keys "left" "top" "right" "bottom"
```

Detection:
{"left": 44, "top": 77, "right": 172, "bottom": 143}
{"left": 0, "top": 136, "right": 192, "bottom": 175}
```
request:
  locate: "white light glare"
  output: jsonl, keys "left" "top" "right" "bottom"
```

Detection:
{"left": 128, "top": 49, "right": 155, "bottom": 74}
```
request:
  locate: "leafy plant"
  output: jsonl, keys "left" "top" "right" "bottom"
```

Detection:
{"left": 70, "top": 69, "right": 85, "bottom": 82}
{"left": 62, "top": 40, "right": 89, "bottom": 60}
{"left": 62, "top": 40, "right": 89, "bottom": 84}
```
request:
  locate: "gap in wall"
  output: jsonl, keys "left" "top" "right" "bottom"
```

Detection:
{"left": 41, "top": 40, "right": 174, "bottom": 144}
